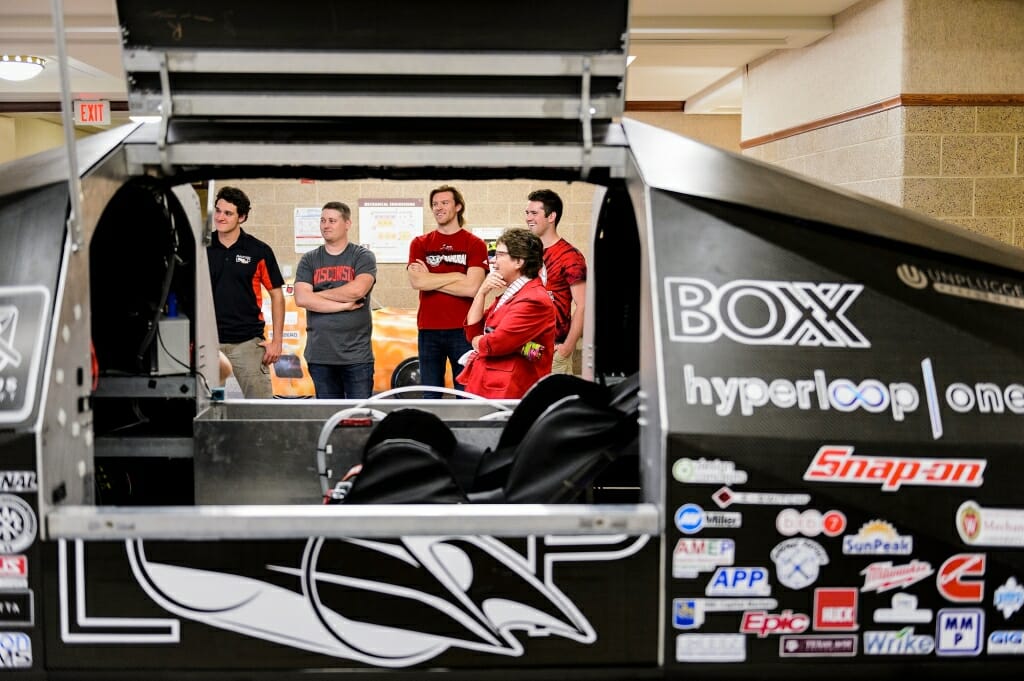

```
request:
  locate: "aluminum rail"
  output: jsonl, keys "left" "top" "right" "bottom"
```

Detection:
{"left": 47, "top": 503, "right": 661, "bottom": 539}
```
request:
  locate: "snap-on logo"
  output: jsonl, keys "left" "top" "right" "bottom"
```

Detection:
{"left": 664, "top": 277, "right": 869, "bottom": 348}
{"left": 804, "top": 445, "right": 985, "bottom": 491}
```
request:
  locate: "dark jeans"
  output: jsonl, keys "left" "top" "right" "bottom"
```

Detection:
{"left": 418, "top": 328, "right": 471, "bottom": 397}
{"left": 307, "top": 362, "right": 374, "bottom": 399}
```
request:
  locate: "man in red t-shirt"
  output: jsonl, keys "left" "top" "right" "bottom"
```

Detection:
{"left": 407, "top": 185, "right": 488, "bottom": 394}
{"left": 525, "top": 189, "right": 587, "bottom": 375}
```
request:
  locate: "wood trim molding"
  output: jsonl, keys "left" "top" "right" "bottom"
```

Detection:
{"left": 0, "top": 100, "right": 129, "bottom": 114}
{"left": 624, "top": 100, "right": 685, "bottom": 112}
{"left": 740, "top": 94, "right": 1024, "bottom": 149}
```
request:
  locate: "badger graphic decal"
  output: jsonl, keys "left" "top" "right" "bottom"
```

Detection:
{"left": 60, "top": 535, "right": 647, "bottom": 667}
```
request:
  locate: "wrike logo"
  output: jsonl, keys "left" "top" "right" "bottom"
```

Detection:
{"left": 664, "top": 277, "right": 869, "bottom": 348}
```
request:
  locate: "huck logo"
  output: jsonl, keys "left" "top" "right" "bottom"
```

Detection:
{"left": 664, "top": 277, "right": 869, "bottom": 348}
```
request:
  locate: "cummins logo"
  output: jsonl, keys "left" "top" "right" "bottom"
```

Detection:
{"left": 664, "top": 278, "right": 869, "bottom": 348}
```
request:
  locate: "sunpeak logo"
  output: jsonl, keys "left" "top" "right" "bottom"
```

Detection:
{"left": 664, "top": 277, "right": 869, "bottom": 348}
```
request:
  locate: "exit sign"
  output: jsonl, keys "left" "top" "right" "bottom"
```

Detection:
{"left": 73, "top": 100, "right": 110, "bottom": 126}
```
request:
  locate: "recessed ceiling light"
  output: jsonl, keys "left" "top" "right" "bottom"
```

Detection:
{"left": 0, "top": 55, "right": 46, "bottom": 82}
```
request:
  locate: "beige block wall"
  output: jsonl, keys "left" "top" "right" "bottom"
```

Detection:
{"left": 743, "top": 0, "right": 902, "bottom": 141}
{"left": 903, "top": 0, "right": 1024, "bottom": 93}
{"left": 744, "top": 105, "right": 1024, "bottom": 247}
{"left": 215, "top": 179, "right": 598, "bottom": 310}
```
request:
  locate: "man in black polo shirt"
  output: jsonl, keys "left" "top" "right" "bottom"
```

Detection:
{"left": 207, "top": 186, "right": 285, "bottom": 398}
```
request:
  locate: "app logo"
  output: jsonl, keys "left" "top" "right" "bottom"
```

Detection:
{"left": 706, "top": 567, "right": 771, "bottom": 596}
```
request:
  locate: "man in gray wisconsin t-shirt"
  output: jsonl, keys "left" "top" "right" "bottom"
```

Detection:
{"left": 294, "top": 201, "right": 377, "bottom": 398}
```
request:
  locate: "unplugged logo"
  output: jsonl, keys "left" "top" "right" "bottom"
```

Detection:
{"left": 896, "top": 264, "right": 929, "bottom": 289}
{"left": 0, "top": 306, "right": 22, "bottom": 373}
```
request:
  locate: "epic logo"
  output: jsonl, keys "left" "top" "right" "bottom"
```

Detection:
{"left": 665, "top": 278, "right": 869, "bottom": 348}
{"left": 740, "top": 610, "right": 810, "bottom": 637}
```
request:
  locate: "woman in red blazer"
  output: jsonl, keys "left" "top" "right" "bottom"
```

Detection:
{"left": 457, "top": 228, "right": 556, "bottom": 399}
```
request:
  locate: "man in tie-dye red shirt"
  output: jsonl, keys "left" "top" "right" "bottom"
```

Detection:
{"left": 525, "top": 189, "right": 587, "bottom": 375}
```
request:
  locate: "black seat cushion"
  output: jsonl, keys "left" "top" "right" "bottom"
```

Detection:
{"left": 470, "top": 395, "right": 633, "bottom": 504}
{"left": 343, "top": 438, "right": 467, "bottom": 504}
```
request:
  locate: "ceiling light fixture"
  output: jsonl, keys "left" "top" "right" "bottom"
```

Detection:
{"left": 0, "top": 54, "right": 46, "bottom": 82}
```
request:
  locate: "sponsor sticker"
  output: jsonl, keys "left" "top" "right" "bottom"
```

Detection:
{"left": 664, "top": 277, "right": 869, "bottom": 348}
{"left": 676, "top": 633, "right": 746, "bottom": 662}
{"left": 842, "top": 520, "right": 912, "bottom": 556}
{"left": 0, "top": 554, "right": 27, "bottom": 589}
{"left": 860, "top": 559, "right": 934, "bottom": 593}
{"left": 813, "top": 588, "right": 858, "bottom": 631}
{"left": 776, "top": 508, "right": 846, "bottom": 537}
{"left": 673, "top": 598, "right": 782, "bottom": 631}
{"left": 0, "top": 472, "right": 37, "bottom": 492}
{"left": 937, "top": 554, "right": 985, "bottom": 602}
{"left": 673, "top": 538, "right": 735, "bottom": 578}
{"left": 897, "top": 263, "right": 1024, "bottom": 310}
{"left": 779, "top": 635, "right": 857, "bottom": 657}
{"left": 0, "top": 494, "right": 37, "bottom": 554}
{"left": 740, "top": 609, "right": 810, "bottom": 637}
{"left": 935, "top": 608, "right": 984, "bottom": 656}
{"left": 988, "top": 630, "right": 1024, "bottom": 655}
{"left": 994, "top": 577, "right": 1024, "bottom": 619}
{"left": 0, "top": 631, "right": 31, "bottom": 668}
{"left": 806, "top": 446, "right": 984, "bottom": 491}
{"left": 956, "top": 501, "right": 1024, "bottom": 547}
{"left": 713, "top": 487, "right": 809, "bottom": 509}
{"left": 0, "top": 286, "right": 50, "bottom": 423}
{"left": 674, "top": 504, "right": 741, "bottom": 534}
{"left": 0, "top": 590, "right": 33, "bottom": 626}
{"left": 672, "top": 458, "right": 747, "bottom": 485}
{"left": 873, "top": 593, "right": 933, "bottom": 624}
{"left": 706, "top": 567, "right": 771, "bottom": 596}
{"left": 771, "top": 538, "right": 828, "bottom": 590}
{"left": 683, "top": 357, "right": 1024, "bottom": 442}
{"left": 862, "top": 627, "right": 935, "bottom": 655}
{"left": 673, "top": 598, "right": 704, "bottom": 629}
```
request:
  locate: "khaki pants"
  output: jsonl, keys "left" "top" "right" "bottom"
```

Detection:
{"left": 551, "top": 349, "right": 574, "bottom": 375}
{"left": 221, "top": 337, "right": 273, "bottom": 399}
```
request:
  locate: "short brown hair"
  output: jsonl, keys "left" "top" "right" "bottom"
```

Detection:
{"left": 322, "top": 201, "right": 351, "bottom": 220}
{"left": 498, "top": 227, "right": 544, "bottom": 278}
